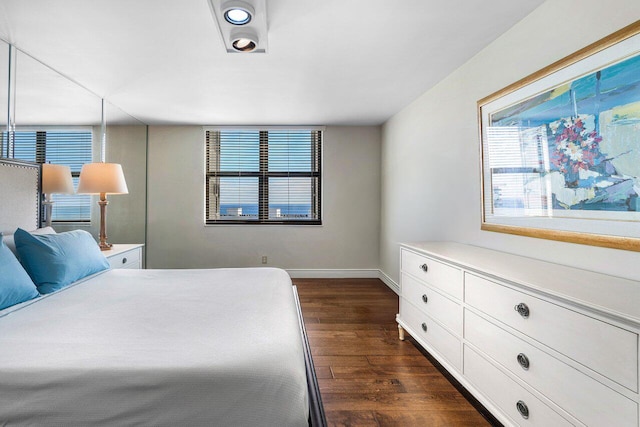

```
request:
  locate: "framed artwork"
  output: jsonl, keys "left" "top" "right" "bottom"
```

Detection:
{"left": 478, "top": 21, "right": 640, "bottom": 251}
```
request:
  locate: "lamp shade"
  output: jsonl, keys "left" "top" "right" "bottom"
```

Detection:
{"left": 77, "top": 163, "right": 129, "bottom": 195}
{"left": 42, "top": 164, "right": 74, "bottom": 194}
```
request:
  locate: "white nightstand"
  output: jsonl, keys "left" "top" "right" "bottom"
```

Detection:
{"left": 103, "top": 244, "right": 144, "bottom": 269}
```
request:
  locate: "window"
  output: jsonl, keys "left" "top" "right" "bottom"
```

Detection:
{"left": 205, "top": 129, "right": 322, "bottom": 224}
{"left": 7, "top": 129, "right": 93, "bottom": 223}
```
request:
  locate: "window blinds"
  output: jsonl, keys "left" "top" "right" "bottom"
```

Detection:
{"left": 11, "top": 130, "right": 92, "bottom": 222}
{"left": 206, "top": 129, "right": 322, "bottom": 224}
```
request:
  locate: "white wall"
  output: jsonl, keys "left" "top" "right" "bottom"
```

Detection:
{"left": 146, "top": 125, "right": 381, "bottom": 271}
{"left": 380, "top": 0, "right": 640, "bottom": 284}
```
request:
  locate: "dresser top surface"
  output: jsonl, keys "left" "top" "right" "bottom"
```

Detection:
{"left": 101, "top": 243, "right": 144, "bottom": 258}
{"left": 402, "top": 242, "right": 640, "bottom": 326}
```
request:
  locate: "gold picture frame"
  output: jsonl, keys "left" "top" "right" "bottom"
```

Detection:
{"left": 478, "top": 21, "right": 640, "bottom": 251}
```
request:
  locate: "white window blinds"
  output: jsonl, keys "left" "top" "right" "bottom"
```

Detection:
{"left": 205, "top": 129, "right": 322, "bottom": 224}
{"left": 10, "top": 129, "right": 92, "bottom": 222}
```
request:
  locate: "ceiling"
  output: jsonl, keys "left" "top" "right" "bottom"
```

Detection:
{"left": 0, "top": 0, "right": 545, "bottom": 126}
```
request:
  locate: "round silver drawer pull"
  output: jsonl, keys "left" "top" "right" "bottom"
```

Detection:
{"left": 516, "top": 400, "right": 529, "bottom": 419}
{"left": 420, "top": 263, "right": 428, "bottom": 272}
{"left": 122, "top": 258, "right": 127, "bottom": 264}
{"left": 514, "top": 302, "right": 530, "bottom": 318}
{"left": 517, "top": 353, "right": 530, "bottom": 370}
{"left": 422, "top": 294, "right": 428, "bottom": 303}
{"left": 421, "top": 322, "right": 427, "bottom": 332}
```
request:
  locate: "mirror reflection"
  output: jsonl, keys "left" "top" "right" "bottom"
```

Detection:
{"left": 105, "top": 99, "right": 144, "bottom": 126}
{"left": 0, "top": 40, "right": 8, "bottom": 155}
{"left": 15, "top": 49, "right": 101, "bottom": 126}
{"left": 0, "top": 40, "right": 147, "bottom": 249}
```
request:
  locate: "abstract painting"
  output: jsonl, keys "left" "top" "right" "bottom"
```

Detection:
{"left": 479, "top": 21, "right": 640, "bottom": 251}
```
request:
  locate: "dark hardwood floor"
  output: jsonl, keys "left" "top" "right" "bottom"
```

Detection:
{"left": 294, "top": 278, "right": 492, "bottom": 427}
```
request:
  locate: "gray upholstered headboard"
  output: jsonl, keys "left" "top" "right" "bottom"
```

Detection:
{"left": 0, "top": 158, "right": 41, "bottom": 235}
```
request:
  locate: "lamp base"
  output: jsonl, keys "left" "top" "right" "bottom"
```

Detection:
{"left": 43, "top": 199, "right": 54, "bottom": 228}
{"left": 99, "top": 242, "right": 113, "bottom": 251}
{"left": 97, "top": 196, "right": 112, "bottom": 251}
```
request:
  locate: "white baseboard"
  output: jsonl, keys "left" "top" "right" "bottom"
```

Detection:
{"left": 286, "top": 269, "right": 380, "bottom": 279}
{"left": 378, "top": 270, "right": 399, "bottom": 294}
{"left": 286, "top": 268, "right": 400, "bottom": 294}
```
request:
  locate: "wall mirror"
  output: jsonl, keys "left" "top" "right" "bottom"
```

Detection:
{"left": 0, "top": 40, "right": 7, "bottom": 129}
{"left": 15, "top": 49, "right": 102, "bottom": 126}
{"left": 0, "top": 40, "right": 147, "bottom": 249}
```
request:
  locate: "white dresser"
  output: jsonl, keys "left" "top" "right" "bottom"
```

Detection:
{"left": 396, "top": 242, "right": 640, "bottom": 426}
{"left": 103, "top": 244, "right": 144, "bottom": 269}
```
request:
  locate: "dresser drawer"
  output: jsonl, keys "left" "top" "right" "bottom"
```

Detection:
{"left": 465, "top": 273, "right": 638, "bottom": 392}
{"left": 465, "top": 309, "right": 638, "bottom": 426}
{"left": 400, "top": 298, "right": 461, "bottom": 371}
{"left": 401, "top": 249, "right": 462, "bottom": 300}
{"left": 402, "top": 273, "right": 462, "bottom": 336}
{"left": 107, "top": 248, "right": 142, "bottom": 270}
{"left": 464, "top": 345, "right": 572, "bottom": 426}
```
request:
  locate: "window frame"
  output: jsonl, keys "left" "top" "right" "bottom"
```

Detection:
{"left": 204, "top": 126, "right": 324, "bottom": 226}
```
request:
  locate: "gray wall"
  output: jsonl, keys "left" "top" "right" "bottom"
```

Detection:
{"left": 103, "top": 125, "right": 148, "bottom": 245}
{"left": 380, "top": 0, "right": 640, "bottom": 284}
{"left": 146, "top": 125, "right": 381, "bottom": 270}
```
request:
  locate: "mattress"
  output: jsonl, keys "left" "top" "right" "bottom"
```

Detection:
{"left": 0, "top": 267, "right": 309, "bottom": 426}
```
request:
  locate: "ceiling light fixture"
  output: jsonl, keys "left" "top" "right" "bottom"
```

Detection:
{"left": 231, "top": 30, "right": 258, "bottom": 52}
{"left": 209, "top": 0, "right": 267, "bottom": 53}
{"left": 223, "top": 1, "right": 254, "bottom": 25}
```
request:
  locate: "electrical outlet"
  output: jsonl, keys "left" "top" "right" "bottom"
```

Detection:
{"left": 261, "top": 256, "right": 267, "bottom": 264}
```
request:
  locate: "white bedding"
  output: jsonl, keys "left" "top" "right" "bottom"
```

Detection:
{"left": 0, "top": 267, "right": 309, "bottom": 426}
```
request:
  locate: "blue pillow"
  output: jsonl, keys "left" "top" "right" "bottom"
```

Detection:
{"left": 0, "top": 234, "right": 40, "bottom": 310}
{"left": 14, "top": 228, "right": 110, "bottom": 294}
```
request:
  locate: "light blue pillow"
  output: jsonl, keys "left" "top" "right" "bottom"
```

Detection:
{"left": 14, "top": 228, "right": 110, "bottom": 294}
{"left": 0, "top": 234, "right": 40, "bottom": 310}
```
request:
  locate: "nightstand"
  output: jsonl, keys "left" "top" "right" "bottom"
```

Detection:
{"left": 103, "top": 244, "right": 144, "bottom": 269}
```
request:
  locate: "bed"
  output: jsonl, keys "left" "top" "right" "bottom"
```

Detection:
{"left": 0, "top": 158, "right": 326, "bottom": 426}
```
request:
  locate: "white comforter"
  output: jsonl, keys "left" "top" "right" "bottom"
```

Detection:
{"left": 0, "top": 268, "right": 309, "bottom": 426}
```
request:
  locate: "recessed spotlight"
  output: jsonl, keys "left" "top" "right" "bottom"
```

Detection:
{"left": 223, "top": 1, "right": 254, "bottom": 25}
{"left": 231, "top": 30, "right": 258, "bottom": 52}
{"left": 209, "top": 0, "right": 267, "bottom": 53}
{"left": 225, "top": 8, "right": 251, "bottom": 25}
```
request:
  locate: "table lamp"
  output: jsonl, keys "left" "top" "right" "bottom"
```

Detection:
{"left": 42, "top": 163, "right": 75, "bottom": 227}
{"left": 77, "top": 162, "right": 128, "bottom": 250}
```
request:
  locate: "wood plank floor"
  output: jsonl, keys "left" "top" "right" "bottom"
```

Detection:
{"left": 294, "top": 278, "right": 493, "bottom": 427}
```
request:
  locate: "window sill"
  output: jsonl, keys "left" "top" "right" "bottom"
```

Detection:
{"left": 205, "top": 221, "right": 322, "bottom": 226}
